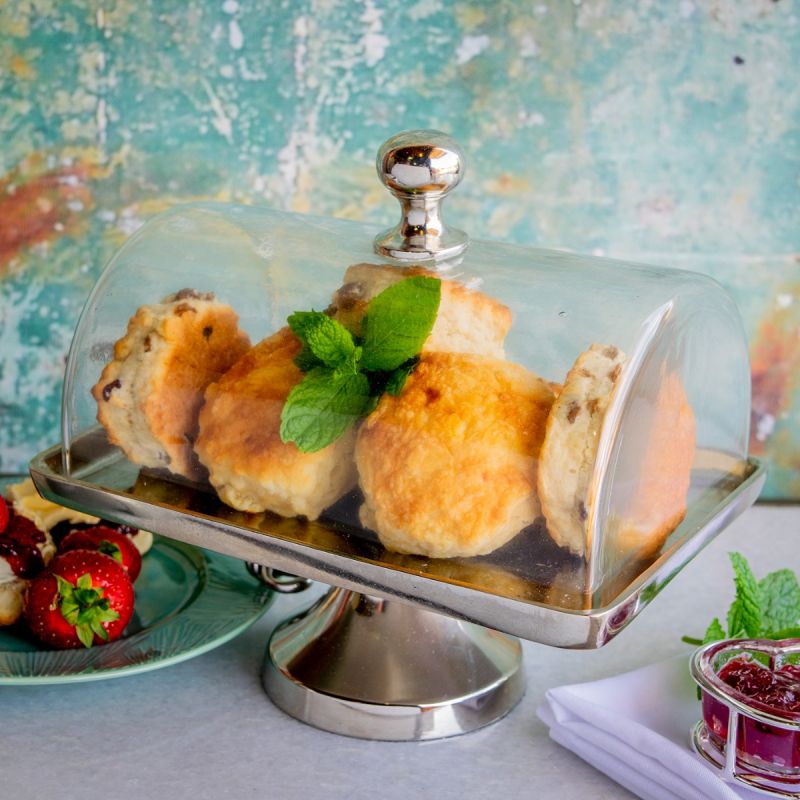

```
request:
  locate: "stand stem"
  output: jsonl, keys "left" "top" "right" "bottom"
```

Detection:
{"left": 263, "top": 587, "right": 525, "bottom": 741}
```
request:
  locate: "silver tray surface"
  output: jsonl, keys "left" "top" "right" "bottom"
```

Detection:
{"left": 30, "top": 432, "right": 765, "bottom": 649}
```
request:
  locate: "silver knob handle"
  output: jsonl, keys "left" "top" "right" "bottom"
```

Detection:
{"left": 373, "top": 129, "right": 469, "bottom": 262}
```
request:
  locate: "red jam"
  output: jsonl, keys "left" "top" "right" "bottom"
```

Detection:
{"left": 0, "top": 511, "right": 46, "bottom": 579}
{"left": 720, "top": 658, "right": 800, "bottom": 715}
{"left": 703, "top": 655, "right": 800, "bottom": 773}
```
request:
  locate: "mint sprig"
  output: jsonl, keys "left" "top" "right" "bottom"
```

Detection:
{"left": 280, "top": 276, "right": 441, "bottom": 453}
{"left": 683, "top": 552, "right": 800, "bottom": 646}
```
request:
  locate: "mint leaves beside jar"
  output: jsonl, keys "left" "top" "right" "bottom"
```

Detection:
{"left": 684, "top": 552, "right": 800, "bottom": 646}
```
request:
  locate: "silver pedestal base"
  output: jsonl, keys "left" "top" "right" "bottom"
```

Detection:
{"left": 263, "top": 587, "right": 525, "bottom": 741}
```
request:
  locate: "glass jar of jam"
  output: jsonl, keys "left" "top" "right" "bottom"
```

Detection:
{"left": 691, "top": 638, "right": 800, "bottom": 796}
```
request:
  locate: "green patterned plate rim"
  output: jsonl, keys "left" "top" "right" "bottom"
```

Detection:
{"left": 0, "top": 536, "right": 275, "bottom": 685}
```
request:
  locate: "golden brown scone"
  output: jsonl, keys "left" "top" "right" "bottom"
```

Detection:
{"left": 330, "top": 263, "right": 512, "bottom": 358}
{"left": 195, "top": 328, "right": 358, "bottom": 520}
{"left": 613, "top": 369, "right": 696, "bottom": 558}
{"left": 538, "top": 344, "right": 626, "bottom": 557}
{"left": 356, "top": 352, "right": 555, "bottom": 558}
{"left": 92, "top": 289, "right": 251, "bottom": 481}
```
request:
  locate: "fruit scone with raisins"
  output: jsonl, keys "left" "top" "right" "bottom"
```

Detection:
{"left": 92, "top": 289, "right": 251, "bottom": 481}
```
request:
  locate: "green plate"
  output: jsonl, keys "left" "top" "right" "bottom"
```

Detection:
{"left": 0, "top": 536, "right": 275, "bottom": 684}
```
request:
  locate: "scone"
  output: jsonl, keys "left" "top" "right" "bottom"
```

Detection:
{"left": 356, "top": 352, "right": 555, "bottom": 558}
{"left": 92, "top": 289, "right": 251, "bottom": 481}
{"left": 329, "top": 263, "right": 512, "bottom": 358}
{"left": 538, "top": 345, "right": 696, "bottom": 560}
{"left": 195, "top": 328, "right": 358, "bottom": 520}
{"left": 538, "top": 344, "right": 626, "bottom": 557}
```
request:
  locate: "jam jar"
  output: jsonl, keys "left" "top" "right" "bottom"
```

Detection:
{"left": 691, "top": 638, "right": 800, "bottom": 796}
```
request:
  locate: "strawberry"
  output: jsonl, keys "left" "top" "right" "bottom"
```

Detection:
{"left": 0, "top": 496, "right": 8, "bottom": 534}
{"left": 61, "top": 525, "right": 142, "bottom": 582}
{"left": 25, "top": 550, "right": 135, "bottom": 649}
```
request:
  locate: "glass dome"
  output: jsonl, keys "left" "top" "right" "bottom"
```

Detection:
{"left": 55, "top": 195, "right": 754, "bottom": 621}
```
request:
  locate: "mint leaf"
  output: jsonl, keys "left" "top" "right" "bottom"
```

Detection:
{"left": 288, "top": 311, "right": 355, "bottom": 368}
{"left": 287, "top": 310, "right": 326, "bottom": 343}
{"left": 683, "top": 616, "right": 727, "bottom": 647}
{"left": 333, "top": 346, "right": 363, "bottom": 379}
{"left": 728, "top": 552, "right": 762, "bottom": 638}
{"left": 726, "top": 600, "right": 743, "bottom": 639}
{"left": 294, "top": 346, "right": 322, "bottom": 372}
{"left": 280, "top": 368, "right": 371, "bottom": 453}
{"left": 385, "top": 359, "right": 418, "bottom": 397}
{"left": 769, "top": 627, "right": 800, "bottom": 639}
{"left": 360, "top": 276, "right": 440, "bottom": 371}
{"left": 365, "top": 359, "right": 419, "bottom": 399}
{"left": 702, "top": 617, "right": 726, "bottom": 644}
{"left": 759, "top": 569, "right": 800, "bottom": 635}
{"left": 363, "top": 394, "right": 380, "bottom": 416}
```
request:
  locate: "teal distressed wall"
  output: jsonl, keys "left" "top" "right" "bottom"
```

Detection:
{"left": 0, "top": 0, "right": 798, "bottom": 496}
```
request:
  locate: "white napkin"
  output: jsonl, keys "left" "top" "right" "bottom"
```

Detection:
{"left": 537, "top": 656, "right": 766, "bottom": 800}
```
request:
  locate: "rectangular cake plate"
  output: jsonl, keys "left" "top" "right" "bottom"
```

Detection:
{"left": 29, "top": 438, "right": 765, "bottom": 649}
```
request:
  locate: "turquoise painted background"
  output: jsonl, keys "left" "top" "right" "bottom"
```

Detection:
{"left": 0, "top": 0, "right": 798, "bottom": 496}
